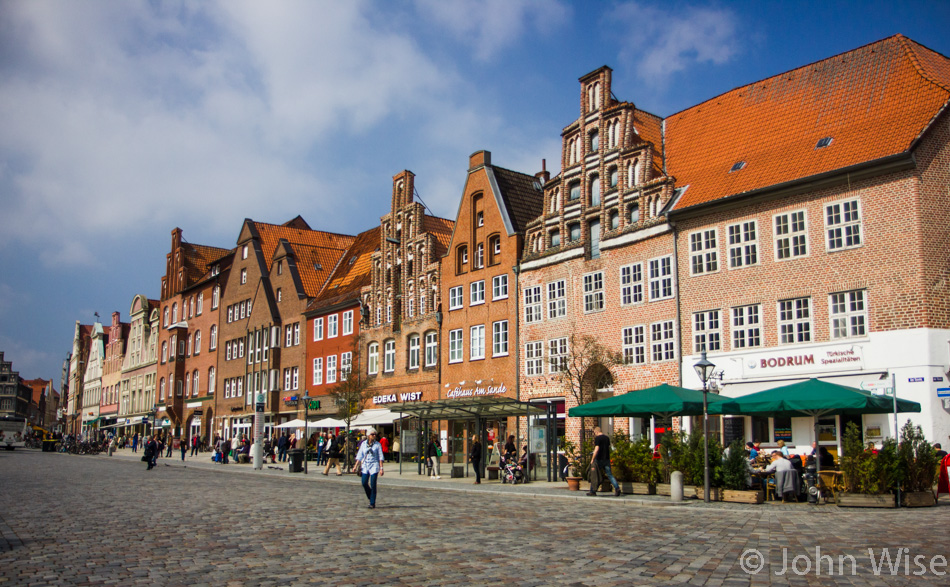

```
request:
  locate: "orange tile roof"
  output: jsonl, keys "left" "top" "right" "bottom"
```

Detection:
{"left": 423, "top": 215, "right": 455, "bottom": 259}
{"left": 308, "top": 226, "right": 381, "bottom": 312}
{"left": 251, "top": 220, "right": 356, "bottom": 297}
{"left": 667, "top": 34, "right": 950, "bottom": 211}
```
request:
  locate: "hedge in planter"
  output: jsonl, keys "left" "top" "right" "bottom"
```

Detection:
{"left": 684, "top": 429, "right": 723, "bottom": 489}
{"left": 898, "top": 420, "right": 940, "bottom": 507}
{"left": 721, "top": 439, "right": 762, "bottom": 504}
{"left": 839, "top": 422, "right": 899, "bottom": 506}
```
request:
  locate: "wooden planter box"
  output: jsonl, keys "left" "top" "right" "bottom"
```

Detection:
{"left": 684, "top": 485, "right": 699, "bottom": 499}
{"left": 620, "top": 481, "right": 656, "bottom": 495}
{"left": 656, "top": 483, "right": 671, "bottom": 496}
{"left": 566, "top": 477, "right": 582, "bottom": 491}
{"left": 835, "top": 492, "right": 896, "bottom": 508}
{"left": 902, "top": 491, "right": 936, "bottom": 507}
{"left": 695, "top": 487, "right": 723, "bottom": 501}
{"left": 723, "top": 489, "right": 764, "bottom": 504}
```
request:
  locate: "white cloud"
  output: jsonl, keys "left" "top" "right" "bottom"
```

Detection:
{"left": 609, "top": 1, "right": 740, "bottom": 88}
{"left": 415, "top": 0, "right": 570, "bottom": 62}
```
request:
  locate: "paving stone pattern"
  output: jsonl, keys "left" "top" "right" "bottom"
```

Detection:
{"left": 0, "top": 449, "right": 948, "bottom": 586}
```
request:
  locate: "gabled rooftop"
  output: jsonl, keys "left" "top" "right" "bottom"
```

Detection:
{"left": 306, "top": 226, "right": 382, "bottom": 313}
{"left": 666, "top": 34, "right": 950, "bottom": 211}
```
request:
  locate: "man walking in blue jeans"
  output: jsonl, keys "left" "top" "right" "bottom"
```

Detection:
{"left": 587, "top": 426, "right": 621, "bottom": 497}
{"left": 353, "top": 428, "right": 385, "bottom": 509}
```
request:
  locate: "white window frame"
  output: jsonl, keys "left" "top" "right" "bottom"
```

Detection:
{"left": 731, "top": 305, "right": 762, "bottom": 349}
{"left": 313, "top": 318, "right": 324, "bottom": 341}
{"left": 240, "top": 269, "right": 247, "bottom": 284}
{"left": 449, "top": 329, "right": 463, "bottom": 363}
{"left": 326, "top": 355, "right": 337, "bottom": 384}
{"left": 825, "top": 198, "right": 863, "bottom": 251}
{"left": 292, "top": 367, "right": 299, "bottom": 390}
{"left": 492, "top": 320, "right": 509, "bottom": 357}
{"left": 525, "top": 341, "right": 543, "bottom": 376}
{"left": 774, "top": 210, "right": 809, "bottom": 260}
{"left": 425, "top": 332, "right": 438, "bottom": 367}
{"left": 622, "top": 325, "right": 646, "bottom": 365}
{"left": 650, "top": 320, "right": 676, "bottom": 362}
{"left": 293, "top": 323, "right": 300, "bottom": 346}
{"left": 341, "top": 352, "right": 352, "bottom": 379}
{"left": 313, "top": 357, "right": 323, "bottom": 385}
{"left": 693, "top": 310, "right": 722, "bottom": 353}
{"left": 830, "top": 290, "right": 867, "bottom": 339}
{"left": 492, "top": 274, "right": 509, "bottom": 300}
{"left": 383, "top": 340, "right": 396, "bottom": 373}
{"left": 367, "top": 343, "right": 379, "bottom": 375}
{"left": 209, "top": 325, "right": 217, "bottom": 350}
{"left": 689, "top": 229, "right": 719, "bottom": 275}
{"left": 648, "top": 255, "right": 674, "bottom": 301}
{"left": 342, "top": 310, "right": 353, "bottom": 335}
{"left": 548, "top": 337, "right": 568, "bottom": 373}
{"left": 470, "top": 280, "right": 485, "bottom": 306}
{"left": 547, "top": 279, "right": 567, "bottom": 319}
{"left": 727, "top": 220, "right": 759, "bottom": 269}
{"left": 582, "top": 271, "right": 604, "bottom": 313}
{"left": 470, "top": 325, "right": 486, "bottom": 360}
{"left": 285, "top": 325, "right": 292, "bottom": 347}
{"left": 524, "top": 286, "right": 542, "bottom": 323}
{"left": 408, "top": 334, "right": 420, "bottom": 369}
{"left": 778, "top": 297, "right": 812, "bottom": 344}
{"left": 449, "top": 286, "right": 463, "bottom": 310}
{"left": 620, "top": 263, "right": 644, "bottom": 305}
{"left": 327, "top": 315, "right": 338, "bottom": 339}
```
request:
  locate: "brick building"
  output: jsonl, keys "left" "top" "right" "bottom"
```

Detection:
{"left": 519, "top": 67, "right": 681, "bottom": 444}
{"left": 0, "top": 352, "right": 33, "bottom": 420}
{"left": 439, "top": 150, "right": 543, "bottom": 458}
{"left": 65, "top": 323, "right": 93, "bottom": 435}
{"left": 157, "top": 228, "right": 232, "bottom": 437}
{"left": 215, "top": 217, "right": 353, "bottom": 441}
{"left": 80, "top": 321, "right": 105, "bottom": 434}
{"left": 99, "top": 311, "right": 129, "bottom": 429}
{"left": 668, "top": 35, "right": 950, "bottom": 449}
{"left": 118, "top": 295, "right": 160, "bottom": 437}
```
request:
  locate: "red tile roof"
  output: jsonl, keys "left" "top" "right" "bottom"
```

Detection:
{"left": 667, "top": 35, "right": 950, "bottom": 211}
{"left": 422, "top": 215, "right": 455, "bottom": 259}
{"left": 307, "top": 226, "right": 381, "bottom": 312}
{"left": 250, "top": 220, "right": 356, "bottom": 297}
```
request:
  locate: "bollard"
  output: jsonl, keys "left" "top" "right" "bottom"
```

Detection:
{"left": 671, "top": 470, "right": 684, "bottom": 501}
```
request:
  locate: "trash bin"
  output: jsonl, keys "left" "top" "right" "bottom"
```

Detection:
{"left": 43, "top": 439, "right": 56, "bottom": 452}
{"left": 288, "top": 449, "right": 304, "bottom": 473}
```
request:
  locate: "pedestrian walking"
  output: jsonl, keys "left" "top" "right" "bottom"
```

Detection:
{"left": 352, "top": 429, "right": 384, "bottom": 509}
{"left": 322, "top": 433, "right": 343, "bottom": 476}
{"left": 470, "top": 435, "right": 482, "bottom": 484}
{"left": 277, "top": 433, "right": 289, "bottom": 462}
{"left": 131, "top": 432, "right": 139, "bottom": 453}
{"left": 165, "top": 434, "right": 173, "bottom": 458}
{"left": 143, "top": 434, "right": 158, "bottom": 470}
{"left": 231, "top": 435, "right": 241, "bottom": 464}
{"left": 392, "top": 436, "right": 400, "bottom": 463}
{"left": 426, "top": 434, "right": 441, "bottom": 479}
{"left": 191, "top": 435, "right": 200, "bottom": 457}
{"left": 587, "top": 426, "right": 621, "bottom": 497}
{"left": 180, "top": 436, "right": 187, "bottom": 461}
{"left": 379, "top": 434, "right": 389, "bottom": 462}
{"left": 218, "top": 436, "right": 229, "bottom": 465}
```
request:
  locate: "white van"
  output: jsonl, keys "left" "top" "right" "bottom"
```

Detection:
{"left": 0, "top": 417, "right": 30, "bottom": 450}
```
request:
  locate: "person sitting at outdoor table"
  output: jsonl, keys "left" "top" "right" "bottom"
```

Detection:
{"left": 746, "top": 441, "right": 758, "bottom": 463}
{"left": 776, "top": 440, "right": 790, "bottom": 458}
{"left": 757, "top": 451, "right": 798, "bottom": 501}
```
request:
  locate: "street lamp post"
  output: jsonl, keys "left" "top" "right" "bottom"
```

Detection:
{"left": 302, "top": 396, "right": 312, "bottom": 475}
{"left": 693, "top": 351, "right": 716, "bottom": 504}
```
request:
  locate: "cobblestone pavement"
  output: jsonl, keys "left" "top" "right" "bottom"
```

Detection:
{"left": 1, "top": 449, "right": 948, "bottom": 586}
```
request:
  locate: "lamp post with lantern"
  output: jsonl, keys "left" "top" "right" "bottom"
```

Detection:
{"left": 693, "top": 351, "right": 716, "bottom": 504}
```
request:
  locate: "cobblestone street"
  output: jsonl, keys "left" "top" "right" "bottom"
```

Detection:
{"left": 1, "top": 449, "right": 948, "bottom": 586}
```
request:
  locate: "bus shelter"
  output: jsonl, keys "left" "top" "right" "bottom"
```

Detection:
{"left": 387, "top": 397, "right": 555, "bottom": 483}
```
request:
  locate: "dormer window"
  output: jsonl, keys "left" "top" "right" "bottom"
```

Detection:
{"left": 730, "top": 161, "right": 746, "bottom": 173}
{"left": 816, "top": 137, "right": 833, "bottom": 149}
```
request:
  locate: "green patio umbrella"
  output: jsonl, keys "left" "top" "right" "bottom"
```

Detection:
{"left": 568, "top": 383, "right": 730, "bottom": 418}
{"left": 707, "top": 378, "right": 921, "bottom": 493}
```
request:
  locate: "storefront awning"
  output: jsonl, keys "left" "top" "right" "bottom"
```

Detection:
{"left": 718, "top": 372, "right": 888, "bottom": 398}
{"left": 350, "top": 408, "right": 405, "bottom": 427}
{"left": 387, "top": 397, "right": 546, "bottom": 420}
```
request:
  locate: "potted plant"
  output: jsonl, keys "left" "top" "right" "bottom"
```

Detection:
{"left": 898, "top": 420, "right": 940, "bottom": 507}
{"left": 688, "top": 430, "right": 724, "bottom": 501}
{"left": 627, "top": 435, "right": 659, "bottom": 494}
{"left": 656, "top": 432, "right": 688, "bottom": 496}
{"left": 721, "top": 439, "right": 763, "bottom": 504}
{"left": 562, "top": 437, "right": 592, "bottom": 491}
{"left": 838, "top": 422, "right": 899, "bottom": 507}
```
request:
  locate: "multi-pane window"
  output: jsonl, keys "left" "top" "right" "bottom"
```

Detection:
{"left": 326, "top": 355, "right": 337, "bottom": 384}
{"left": 525, "top": 341, "right": 543, "bottom": 376}
{"left": 196, "top": 293, "right": 203, "bottom": 315}
{"left": 727, "top": 221, "right": 758, "bottom": 268}
{"left": 408, "top": 335, "right": 420, "bottom": 369}
{"left": 367, "top": 343, "right": 379, "bottom": 375}
{"left": 475, "top": 243, "right": 484, "bottom": 268}
{"left": 620, "top": 263, "right": 643, "bottom": 305}
{"left": 648, "top": 256, "right": 674, "bottom": 300}
{"left": 211, "top": 286, "right": 219, "bottom": 309}
{"left": 651, "top": 320, "right": 676, "bottom": 362}
{"left": 492, "top": 274, "right": 509, "bottom": 300}
{"left": 285, "top": 325, "right": 293, "bottom": 347}
{"left": 327, "top": 315, "right": 338, "bottom": 338}
{"left": 470, "top": 280, "right": 485, "bottom": 305}
{"left": 693, "top": 310, "right": 722, "bottom": 353}
{"left": 470, "top": 325, "right": 485, "bottom": 360}
{"left": 622, "top": 326, "right": 647, "bottom": 364}
{"left": 313, "top": 357, "right": 323, "bottom": 385}
{"left": 314, "top": 318, "right": 324, "bottom": 341}
{"left": 775, "top": 210, "right": 808, "bottom": 259}
{"left": 731, "top": 305, "right": 762, "bottom": 349}
{"left": 194, "top": 330, "right": 201, "bottom": 354}
{"left": 341, "top": 352, "right": 352, "bottom": 379}
{"left": 209, "top": 325, "right": 216, "bottom": 350}
{"left": 208, "top": 367, "right": 215, "bottom": 395}
{"left": 583, "top": 272, "right": 604, "bottom": 312}
{"left": 425, "top": 332, "right": 438, "bottom": 366}
{"left": 383, "top": 340, "right": 396, "bottom": 373}
{"left": 826, "top": 199, "right": 862, "bottom": 251}
{"left": 524, "top": 286, "right": 542, "bottom": 323}
{"left": 830, "top": 290, "right": 867, "bottom": 339}
{"left": 689, "top": 229, "right": 719, "bottom": 275}
{"left": 240, "top": 269, "right": 247, "bottom": 284}
{"left": 342, "top": 311, "right": 353, "bottom": 335}
{"left": 292, "top": 367, "right": 299, "bottom": 390}
{"left": 449, "top": 329, "right": 463, "bottom": 363}
{"left": 449, "top": 286, "right": 463, "bottom": 310}
{"left": 548, "top": 337, "right": 568, "bottom": 372}
{"left": 407, "top": 296, "right": 414, "bottom": 318}
{"left": 547, "top": 280, "right": 566, "bottom": 318}
{"left": 778, "top": 298, "right": 812, "bottom": 343}
{"left": 492, "top": 321, "right": 509, "bottom": 356}
{"left": 293, "top": 323, "right": 300, "bottom": 345}
{"left": 284, "top": 369, "right": 292, "bottom": 391}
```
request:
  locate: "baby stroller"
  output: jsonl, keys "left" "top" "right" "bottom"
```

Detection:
{"left": 500, "top": 454, "right": 524, "bottom": 485}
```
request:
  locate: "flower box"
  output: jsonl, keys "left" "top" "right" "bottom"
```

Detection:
{"left": 723, "top": 488, "right": 764, "bottom": 504}
{"left": 835, "top": 492, "right": 896, "bottom": 508}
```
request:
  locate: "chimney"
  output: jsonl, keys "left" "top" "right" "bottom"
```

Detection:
{"left": 469, "top": 150, "right": 491, "bottom": 171}
{"left": 535, "top": 159, "right": 550, "bottom": 184}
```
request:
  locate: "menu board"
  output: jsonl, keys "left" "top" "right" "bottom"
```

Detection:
{"left": 723, "top": 417, "right": 745, "bottom": 446}
{"left": 773, "top": 426, "right": 793, "bottom": 442}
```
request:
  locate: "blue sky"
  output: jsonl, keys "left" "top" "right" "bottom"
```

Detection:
{"left": 1, "top": 0, "right": 948, "bottom": 384}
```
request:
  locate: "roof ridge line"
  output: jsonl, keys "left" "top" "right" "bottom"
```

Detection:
{"left": 898, "top": 34, "right": 950, "bottom": 94}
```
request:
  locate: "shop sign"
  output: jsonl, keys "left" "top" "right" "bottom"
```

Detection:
{"left": 446, "top": 383, "right": 508, "bottom": 399}
{"left": 193, "top": 409, "right": 203, "bottom": 416}
{"left": 740, "top": 344, "right": 864, "bottom": 377}
{"left": 374, "top": 392, "right": 422, "bottom": 405}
